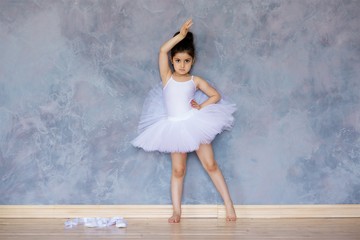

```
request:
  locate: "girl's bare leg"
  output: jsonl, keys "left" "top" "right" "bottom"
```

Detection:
{"left": 196, "top": 144, "right": 237, "bottom": 221}
{"left": 169, "top": 152, "right": 187, "bottom": 223}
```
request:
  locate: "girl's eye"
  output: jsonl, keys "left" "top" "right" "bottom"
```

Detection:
{"left": 185, "top": 60, "right": 191, "bottom": 63}
{"left": 175, "top": 59, "right": 180, "bottom": 63}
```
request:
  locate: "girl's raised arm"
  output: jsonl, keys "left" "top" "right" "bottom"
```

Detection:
{"left": 159, "top": 19, "right": 193, "bottom": 85}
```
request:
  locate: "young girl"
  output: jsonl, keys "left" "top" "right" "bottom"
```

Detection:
{"left": 132, "top": 19, "right": 237, "bottom": 223}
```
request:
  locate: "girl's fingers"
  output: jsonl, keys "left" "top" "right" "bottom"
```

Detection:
{"left": 184, "top": 19, "right": 193, "bottom": 29}
{"left": 190, "top": 99, "right": 200, "bottom": 109}
{"left": 187, "top": 19, "right": 193, "bottom": 28}
{"left": 180, "top": 20, "right": 191, "bottom": 35}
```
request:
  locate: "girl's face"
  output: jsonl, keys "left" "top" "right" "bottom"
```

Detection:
{"left": 171, "top": 52, "right": 194, "bottom": 75}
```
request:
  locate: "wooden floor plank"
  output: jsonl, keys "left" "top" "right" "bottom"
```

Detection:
{"left": 0, "top": 218, "right": 360, "bottom": 239}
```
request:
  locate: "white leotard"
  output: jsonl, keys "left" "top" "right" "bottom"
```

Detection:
{"left": 163, "top": 76, "right": 196, "bottom": 120}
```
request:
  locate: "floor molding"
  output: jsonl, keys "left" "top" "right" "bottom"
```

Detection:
{"left": 0, "top": 205, "right": 359, "bottom": 218}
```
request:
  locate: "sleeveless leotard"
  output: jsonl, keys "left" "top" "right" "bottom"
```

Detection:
{"left": 163, "top": 76, "right": 196, "bottom": 120}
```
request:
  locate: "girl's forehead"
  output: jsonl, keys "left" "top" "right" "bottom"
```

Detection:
{"left": 172, "top": 52, "right": 193, "bottom": 59}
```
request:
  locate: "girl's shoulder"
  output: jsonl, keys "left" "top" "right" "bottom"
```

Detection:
{"left": 192, "top": 75, "right": 207, "bottom": 86}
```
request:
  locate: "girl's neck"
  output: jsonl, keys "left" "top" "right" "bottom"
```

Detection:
{"left": 172, "top": 72, "right": 192, "bottom": 82}
{"left": 173, "top": 72, "right": 191, "bottom": 78}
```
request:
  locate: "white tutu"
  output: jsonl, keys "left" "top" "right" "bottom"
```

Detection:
{"left": 131, "top": 82, "right": 236, "bottom": 153}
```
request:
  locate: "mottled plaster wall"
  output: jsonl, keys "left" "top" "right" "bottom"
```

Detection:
{"left": 1, "top": 0, "right": 359, "bottom": 204}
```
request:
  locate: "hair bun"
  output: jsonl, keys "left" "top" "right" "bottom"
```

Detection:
{"left": 173, "top": 31, "right": 194, "bottom": 43}
{"left": 185, "top": 32, "right": 193, "bottom": 43}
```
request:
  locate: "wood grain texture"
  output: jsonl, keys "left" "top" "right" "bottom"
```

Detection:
{"left": 1, "top": 218, "right": 360, "bottom": 240}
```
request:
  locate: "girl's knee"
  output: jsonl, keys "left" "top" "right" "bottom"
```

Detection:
{"left": 173, "top": 167, "right": 186, "bottom": 178}
{"left": 204, "top": 161, "right": 218, "bottom": 173}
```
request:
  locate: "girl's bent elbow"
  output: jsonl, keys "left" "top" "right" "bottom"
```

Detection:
{"left": 216, "top": 93, "right": 221, "bottom": 102}
{"left": 160, "top": 46, "right": 168, "bottom": 53}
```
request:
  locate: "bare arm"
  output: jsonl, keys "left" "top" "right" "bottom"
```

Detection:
{"left": 159, "top": 19, "right": 193, "bottom": 85}
{"left": 191, "top": 77, "right": 221, "bottom": 109}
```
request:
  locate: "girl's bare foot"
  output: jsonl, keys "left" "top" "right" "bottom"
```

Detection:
{"left": 225, "top": 204, "right": 237, "bottom": 221}
{"left": 168, "top": 212, "right": 181, "bottom": 223}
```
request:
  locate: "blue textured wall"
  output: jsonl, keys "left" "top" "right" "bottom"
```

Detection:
{"left": 1, "top": 0, "right": 359, "bottom": 204}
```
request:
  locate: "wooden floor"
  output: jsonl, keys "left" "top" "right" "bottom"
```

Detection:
{"left": 1, "top": 218, "right": 360, "bottom": 239}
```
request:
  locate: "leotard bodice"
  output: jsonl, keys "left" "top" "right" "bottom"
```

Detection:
{"left": 163, "top": 76, "right": 196, "bottom": 120}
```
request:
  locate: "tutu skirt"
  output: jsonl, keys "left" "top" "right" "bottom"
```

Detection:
{"left": 131, "top": 82, "right": 236, "bottom": 153}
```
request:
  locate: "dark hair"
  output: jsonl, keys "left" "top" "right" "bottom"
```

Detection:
{"left": 171, "top": 31, "right": 195, "bottom": 59}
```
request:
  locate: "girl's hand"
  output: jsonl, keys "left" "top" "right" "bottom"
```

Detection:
{"left": 180, "top": 19, "right": 193, "bottom": 37}
{"left": 191, "top": 99, "right": 201, "bottom": 110}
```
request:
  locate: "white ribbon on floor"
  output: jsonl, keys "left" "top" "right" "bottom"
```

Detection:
{"left": 65, "top": 217, "right": 127, "bottom": 228}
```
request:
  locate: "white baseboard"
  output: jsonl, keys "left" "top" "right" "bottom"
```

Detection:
{"left": 0, "top": 205, "right": 359, "bottom": 218}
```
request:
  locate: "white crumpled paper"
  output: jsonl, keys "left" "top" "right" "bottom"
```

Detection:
{"left": 65, "top": 217, "right": 127, "bottom": 228}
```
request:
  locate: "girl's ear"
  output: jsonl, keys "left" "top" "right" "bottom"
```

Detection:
{"left": 192, "top": 57, "right": 195, "bottom": 65}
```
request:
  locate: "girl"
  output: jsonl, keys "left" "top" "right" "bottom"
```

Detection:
{"left": 132, "top": 19, "right": 237, "bottom": 223}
